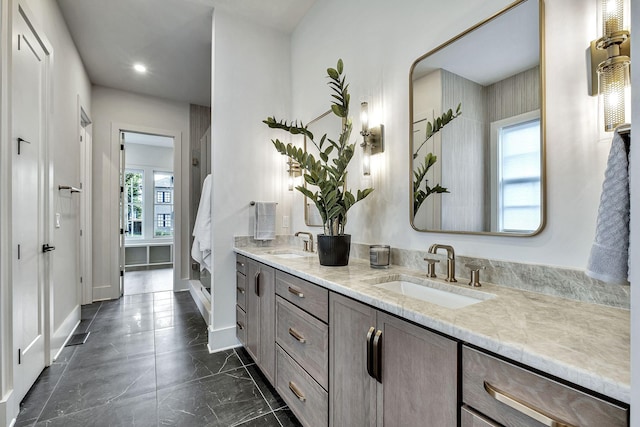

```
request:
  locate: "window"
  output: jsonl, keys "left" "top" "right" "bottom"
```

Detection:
{"left": 157, "top": 214, "right": 172, "bottom": 228}
{"left": 490, "top": 111, "right": 541, "bottom": 233}
{"left": 156, "top": 191, "right": 171, "bottom": 203}
{"left": 154, "top": 171, "right": 174, "bottom": 237}
{"left": 125, "top": 170, "right": 144, "bottom": 238}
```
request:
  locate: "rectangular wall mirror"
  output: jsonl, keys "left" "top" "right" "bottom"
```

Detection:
{"left": 409, "top": 0, "right": 545, "bottom": 236}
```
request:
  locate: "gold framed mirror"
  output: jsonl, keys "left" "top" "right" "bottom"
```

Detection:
{"left": 409, "top": 0, "right": 545, "bottom": 236}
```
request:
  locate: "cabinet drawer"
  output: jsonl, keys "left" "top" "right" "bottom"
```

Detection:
{"left": 236, "top": 254, "right": 247, "bottom": 275}
{"left": 276, "top": 296, "right": 328, "bottom": 390}
{"left": 275, "top": 271, "right": 328, "bottom": 323}
{"left": 461, "top": 405, "right": 500, "bottom": 427}
{"left": 463, "top": 346, "right": 628, "bottom": 427}
{"left": 236, "top": 305, "right": 247, "bottom": 346}
{"left": 236, "top": 271, "right": 246, "bottom": 311}
{"left": 276, "top": 346, "right": 328, "bottom": 427}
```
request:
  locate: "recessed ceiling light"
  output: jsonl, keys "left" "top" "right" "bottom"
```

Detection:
{"left": 133, "top": 63, "right": 147, "bottom": 74}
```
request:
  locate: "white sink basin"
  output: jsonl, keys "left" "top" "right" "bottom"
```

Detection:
{"left": 265, "top": 249, "right": 315, "bottom": 259}
{"left": 369, "top": 275, "right": 494, "bottom": 309}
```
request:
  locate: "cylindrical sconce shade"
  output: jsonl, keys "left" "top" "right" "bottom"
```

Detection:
{"left": 602, "top": 0, "right": 624, "bottom": 37}
{"left": 598, "top": 58, "right": 630, "bottom": 131}
{"left": 363, "top": 141, "right": 371, "bottom": 176}
{"left": 360, "top": 102, "right": 369, "bottom": 133}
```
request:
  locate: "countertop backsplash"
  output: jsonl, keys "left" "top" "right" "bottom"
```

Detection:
{"left": 234, "top": 235, "right": 630, "bottom": 309}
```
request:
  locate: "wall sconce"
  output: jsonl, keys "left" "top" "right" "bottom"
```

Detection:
{"left": 286, "top": 157, "right": 302, "bottom": 191}
{"left": 588, "top": 0, "right": 631, "bottom": 132}
{"left": 360, "top": 101, "right": 384, "bottom": 176}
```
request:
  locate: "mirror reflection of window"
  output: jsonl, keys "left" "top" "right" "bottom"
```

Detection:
{"left": 490, "top": 111, "right": 541, "bottom": 233}
{"left": 125, "top": 169, "right": 144, "bottom": 238}
{"left": 154, "top": 171, "right": 174, "bottom": 237}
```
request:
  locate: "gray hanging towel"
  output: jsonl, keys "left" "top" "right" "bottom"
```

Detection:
{"left": 254, "top": 201, "right": 276, "bottom": 241}
{"left": 586, "top": 129, "right": 630, "bottom": 285}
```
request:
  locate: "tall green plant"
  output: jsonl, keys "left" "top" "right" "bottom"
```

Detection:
{"left": 263, "top": 59, "right": 373, "bottom": 236}
{"left": 413, "top": 104, "right": 461, "bottom": 215}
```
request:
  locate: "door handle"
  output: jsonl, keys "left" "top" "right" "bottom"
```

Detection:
{"left": 254, "top": 271, "right": 260, "bottom": 296}
{"left": 17, "top": 137, "right": 31, "bottom": 155}
{"left": 42, "top": 244, "right": 56, "bottom": 253}
{"left": 372, "top": 329, "right": 383, "bottom": 383}
{"left": 366, "top": 327, "right": 375, "bottom": 379}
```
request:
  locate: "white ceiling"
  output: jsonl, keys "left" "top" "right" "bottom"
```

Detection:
{"left": 56, "top": 0, "right": 316, "bottom": 106}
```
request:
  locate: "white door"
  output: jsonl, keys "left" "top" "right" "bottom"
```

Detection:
{"left": 12, "top": 5, "right": 49, "bottom": 402}
{"left": 119, "top": 132, "right": 126, "bottom": 296}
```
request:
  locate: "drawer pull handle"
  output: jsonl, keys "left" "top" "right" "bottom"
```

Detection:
{"left": 288, "top": 327, "right": 306, "bottom": 343}
{"left": 366, "top": 327, "right": 375, "bottom": 379}
{"left": 236, "top": 322, "right": 244, "bottom": 330}
{"left": 288, "top": 381, "right": 306, "bottom": 402}
{"left": 288, "top": 286, "right": 304, "bottom": 298}
{"left": 483, "top": 381, "right": 575, "bottom": 427}
{"left": 236, "top": 287, "right": 245, "bottom": 294}
{"left": 372, "top": 329, "right": 383, "bottom": 383}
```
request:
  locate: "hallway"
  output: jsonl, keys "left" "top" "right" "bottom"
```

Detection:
{"left": 15, "top": 291, "right": 300, "bottom": 426}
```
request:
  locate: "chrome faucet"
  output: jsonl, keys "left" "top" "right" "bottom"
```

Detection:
{"left": 295, "top": 231, "right": 314, "bottom": 252}
{"left": 427, "top": 244, "right": 457, "bottom": 282}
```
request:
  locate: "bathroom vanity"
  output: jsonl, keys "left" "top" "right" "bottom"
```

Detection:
{"left": 234, "top": 247, "right": 629, "bottom": 427}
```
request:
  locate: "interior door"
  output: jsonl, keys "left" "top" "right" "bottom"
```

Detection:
{"left": 12, "top": 4, "right": 48, "bottom": 403}
{"left": 119, "top": 132, "right": 126, "bottom": 296}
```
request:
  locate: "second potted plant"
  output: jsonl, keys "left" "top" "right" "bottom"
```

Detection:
{"left": 263, "top": 59, "right": 373, "bottom": 266}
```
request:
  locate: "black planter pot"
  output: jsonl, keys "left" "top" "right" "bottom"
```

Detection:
{"left": 317, "top": 234, "right": 351, "bottom": 266}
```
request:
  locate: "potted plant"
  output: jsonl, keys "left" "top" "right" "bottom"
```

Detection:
{"left": 263, "top": 59, "right": 373, "bottom": 266}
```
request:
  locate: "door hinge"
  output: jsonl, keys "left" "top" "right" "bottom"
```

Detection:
{"left": 80, "top": 276, "right": 83, "bottom": 284}
{"left": 17, "top": 244, "right": 20, "bottom": 260}
{"left": 120, "top": 186, "right": 124, "bottom": 193}
{"left": 120, "top": 228, "right": 124, "bottom": 235}
{"left": 80, "top": 229, "right": 83, "bottom": 236}
{"left": 120, "top": 270, "right": 124, "bottom": 277}
{"left": 120, "top": 144, "right": 124, "bottom": 150}
{"left": 18, "top": 348, "right": 21, "bottom": 365}
{"left": 80, "top": 135, "right": 83, "bottom": 142}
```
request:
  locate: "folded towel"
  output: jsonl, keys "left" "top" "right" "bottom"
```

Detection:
{"left": 254, "top": 201, "right": 276, "bottom": 241}
{"left": 191, "top": 174, "right": 212, "bottom": 272}
{"left": 586, "top": 130, "right": 630, "bottom": 285}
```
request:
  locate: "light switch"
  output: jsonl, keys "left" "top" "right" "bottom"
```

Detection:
{"left": 55, "top": 213, "right": 61, "bottom": 228}
{"left": 282, "top": 215, "right": 289, "bottom": 229}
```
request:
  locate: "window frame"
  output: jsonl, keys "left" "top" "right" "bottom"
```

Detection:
{"left": 153, "top": 170, "right": 174, "bottom": 238}
{"left": 124, "top": 168, "right": 144, "bottom": 239}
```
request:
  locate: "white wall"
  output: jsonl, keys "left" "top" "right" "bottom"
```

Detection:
{"left": 91, "top": 86, "right": 190, "bottom": 298}
{"left": 0, "top": 0, "right": 91, "bottom": 422}
{"left": 289, "top": 0, "right": 607, "bottom": 270}
{"left": 209, "top": 9, "right": 291, "bottom": 350}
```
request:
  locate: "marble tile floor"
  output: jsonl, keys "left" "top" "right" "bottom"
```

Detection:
{"left": 15, "top": 291, "right": 302, "bottom": 427}
{"left": 124, "top": 268, "right": 174, "bottom": 295}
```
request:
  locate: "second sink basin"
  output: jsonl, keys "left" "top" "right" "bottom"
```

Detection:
{"left": 367, "top": 275, "right": 494, "bottom": 309}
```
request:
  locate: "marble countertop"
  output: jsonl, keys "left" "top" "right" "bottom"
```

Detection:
{"left": 234, "top": 246, "right": 630, "bottom": 404}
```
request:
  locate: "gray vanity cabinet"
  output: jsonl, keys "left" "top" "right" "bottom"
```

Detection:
{"left": 243, "top": 257, "right": 276, "bottom": 383}
{"left": 329, "top": 293, "right": 458, "bottom": 427}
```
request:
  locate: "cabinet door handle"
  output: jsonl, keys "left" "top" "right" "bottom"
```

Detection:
{"left": 288, "top": 327, "right": 306, "bottom": 343}
{"left": 288, "top": 286, "right": 304, "bottom": 298}
{"left": 236, "top": 322, "right": 244, "bottom": 330}
{"left": 372, "top": 329, "right": 383, "bottom": 383}
{"left": 288, "top": 381, "right": 306, "bottom": 402}
{"left": 236, "top": 286, "right": 245, "bottom": 294}
{"left": 236, "top": 261, "right": 245, "bottom": 269}
{"left": 254, "top": 272, "right": 260, "bottom": 296}
{"left": 366, "top": 327, "right": 375, "bottom": 379}
{"left": 483, "top": 381, "right": 575, "bottom": 427}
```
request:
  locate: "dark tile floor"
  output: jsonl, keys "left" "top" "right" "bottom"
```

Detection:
{"left": 15, "top": 291, "right": 302, "bottom": 427}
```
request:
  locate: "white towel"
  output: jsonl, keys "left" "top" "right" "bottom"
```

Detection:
{"left": 586, "top": 130, "right": 630, "bottom": 285}
{"left": 254, "top": 202, "right": 276, "bottom": 241}
{"left": 192, "top": 175, "right": 212, "bottom": 272}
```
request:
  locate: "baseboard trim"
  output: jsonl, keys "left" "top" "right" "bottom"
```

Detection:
{"left": 50, "top": 305, "right": 81, "bottom": 362}
{"left": 188, "top": 280, "right": 211, "bottom": 326}
{"left": 0, "top": 389, "right": 17, "bottom": 427}
{"left": 207, "top": 325, "right": 239, "bottom": 353}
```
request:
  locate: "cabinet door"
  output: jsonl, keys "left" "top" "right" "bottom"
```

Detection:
{"left": 377, "top": 312, "right": 458, "bottom": 427}
{"left": 329, "top": 293, "right": 377, "bottom": 427}
{"left": 258, "top": 263, "right": 276, "bottom": 383}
